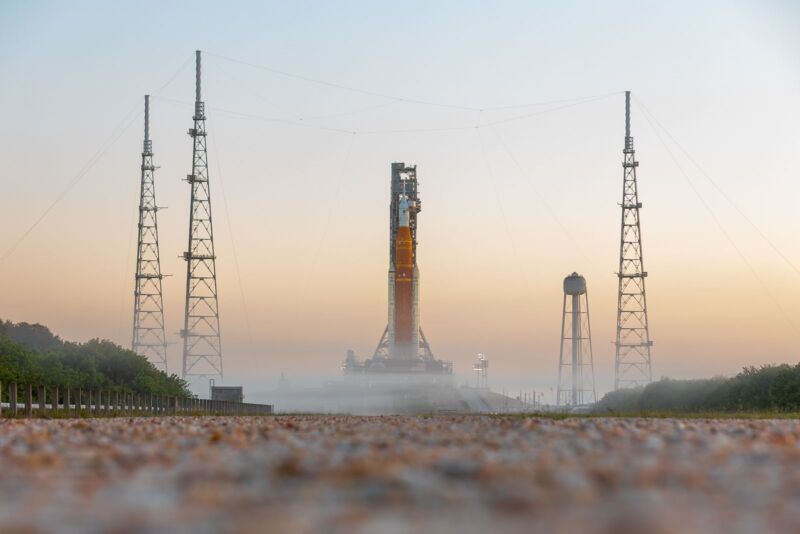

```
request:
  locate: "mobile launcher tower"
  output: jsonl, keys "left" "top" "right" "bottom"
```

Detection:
{"left": 343, "top": 163, "right": 452, "bottom": 378}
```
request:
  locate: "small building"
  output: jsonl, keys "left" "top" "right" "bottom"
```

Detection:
{"left": 211, "top": 386, "right": 244, "bottom": 403}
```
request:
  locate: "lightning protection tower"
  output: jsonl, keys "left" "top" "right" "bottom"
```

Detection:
{"left": 132, "top": 95, "right": 168, "bottom": 372}
{"left": 614, "top": 91, "right": 653, "bottom": 389}
{"left": 181, "top": 50, "right": 223, "bottom": 384}
{"left": 557, "top": 273, "right": 596, "bottom": 406}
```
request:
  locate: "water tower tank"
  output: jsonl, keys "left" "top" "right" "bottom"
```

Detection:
{"left": 563, "top": 273, "right": 587, "bottom": 295}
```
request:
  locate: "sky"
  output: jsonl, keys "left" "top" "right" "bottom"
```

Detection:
{"left": 1, "top": 1, "right": 799, "bottom": 402}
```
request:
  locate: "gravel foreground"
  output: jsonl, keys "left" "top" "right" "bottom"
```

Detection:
{"left": 1, "top": 416, "right": 799, "bottom": 533}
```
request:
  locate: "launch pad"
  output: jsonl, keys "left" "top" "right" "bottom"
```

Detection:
{"left": 343, "top": 163, "right": 452, "bottom": 377}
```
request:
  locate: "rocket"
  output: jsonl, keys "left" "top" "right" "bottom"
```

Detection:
{"left": 392, "top": 195, "right": 415, "bottom": 359}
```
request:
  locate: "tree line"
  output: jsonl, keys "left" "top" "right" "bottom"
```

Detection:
{"left": 0, "top": 320, "right": 190, "bottom": 397}
{"left": 597, "top": 364, "right": 800, "bottom": 413}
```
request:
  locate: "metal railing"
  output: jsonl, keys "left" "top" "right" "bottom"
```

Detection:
{"left": 0, "top": 382, "right": 272, "bottom": 417}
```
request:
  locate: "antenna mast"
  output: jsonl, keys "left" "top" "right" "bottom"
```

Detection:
{"left": 181, "top": 50, "right": 223, "bottom": 385}
{"left": 132, "top": 95, "right": 168, "bottom": 371}
{"left": 614, "top": 91, "right": 653, "bottom": 389}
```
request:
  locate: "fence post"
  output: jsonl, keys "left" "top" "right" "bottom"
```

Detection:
{"left": 24, "top": 384, "right": 33, "bottom": 417}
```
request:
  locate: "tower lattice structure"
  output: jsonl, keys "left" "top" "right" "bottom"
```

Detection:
{"left": 614, "top": 91, "right": 653, "bottom": 389}
{"left": 132, "top": 95, "right": 168, "bottom": 372}
{"left": 181, "top": 50, "right": 223, "bottom": 383}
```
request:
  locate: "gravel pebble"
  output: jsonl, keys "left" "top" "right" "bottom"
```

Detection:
{"left": 1, "top": 416, "right": 799, "bottom": 533}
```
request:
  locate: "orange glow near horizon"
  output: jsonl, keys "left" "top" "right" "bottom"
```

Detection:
{"left": 1, "top": 2, "right": 799, "bottom": 399}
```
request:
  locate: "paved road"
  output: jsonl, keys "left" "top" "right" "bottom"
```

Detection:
{"left": 1, "top": 415, "right": 799, "bottom": 533}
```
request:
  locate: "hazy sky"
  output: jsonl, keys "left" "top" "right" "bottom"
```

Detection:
{"left": 1, "top": 1, "right": 799, "bottom": 400}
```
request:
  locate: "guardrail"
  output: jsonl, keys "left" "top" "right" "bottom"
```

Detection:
{"left": 0, "top": 382, "right": 272, "bottom": 417}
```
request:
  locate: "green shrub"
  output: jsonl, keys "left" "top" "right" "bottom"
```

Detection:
{"left": 597, "top": 364, "right": 800, "bottom": 413}
{"left": 0, "top": 320, "right": 189, "bottom": 397}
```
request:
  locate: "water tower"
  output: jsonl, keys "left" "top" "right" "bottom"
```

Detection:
{"left": 557, "top": 273, "right": 596, "bottom": 406}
